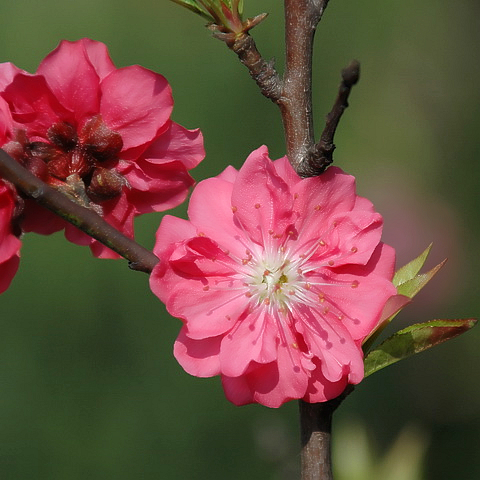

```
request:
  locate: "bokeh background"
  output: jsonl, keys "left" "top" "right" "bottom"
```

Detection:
{"left": 1, "top": 1, "right": 479, "bottom": 478}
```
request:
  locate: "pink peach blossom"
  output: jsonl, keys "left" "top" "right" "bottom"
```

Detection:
{"left": 0, "top": 39, "right": 204, "bottom": 258}
{"left": 150, "top": 146, "right": 397, "bottom": 407}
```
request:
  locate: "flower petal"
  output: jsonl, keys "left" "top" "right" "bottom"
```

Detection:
{"left": 124, "top": 159, "right": 195, "bottom": 214}
{"left": 0, "top": 62, "right": 26, "bottom": 90}
{"left": 231, "top": 146, "right": 294, "bottom": 246}
{"left": 303, "top": 358, "right": 350, "bottom": 403}
{"left": 219, "top": 309, "right": 279, "bottom": 376}
{"left": 174, "top": 327, "right": 222, "bottom": 377}
{"left": 37, "top": 39, "right": 103, "bottom": 122}
{"left": 187, "top": 176, "right": 250, "bottom": 258}
{"left": 141, "top": 121, "right": 204, "bottom": 170}
{"left": 319, "top": 245, "right": 397, "bottom": 341}
{"left": 2, "top": 74, "right": 69, "bottom": 135}
{"left": 100, "top": 66, "right": 173, "bottom": 150}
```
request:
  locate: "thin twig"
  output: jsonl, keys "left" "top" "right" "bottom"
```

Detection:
{"left": 226, "top": 33, "right": 282, "bottom": 101}
{"left": 0, "top": 148, "right": 159, "bottom": 273}
{"left": 303, "top": 59, "right": 360, "bottom": 176}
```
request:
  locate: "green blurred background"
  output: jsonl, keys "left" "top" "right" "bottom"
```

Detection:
{"left": 1, "top": 1, "right": 479, "bottom": 478}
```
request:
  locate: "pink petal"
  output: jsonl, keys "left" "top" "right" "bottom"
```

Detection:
{"left": 123, "top": 159, "right": 194, "bottom": 214}
{"left": 223, "top": 340, "right": 311, "bottom": 408}
{"left": 231, "top": 146, "right": 294, "bottom": 246}
{"left": 0, "top": 62, "right": 26, "bottom": 90}
{"left": 311, "top": 209, "right": 383, "bottom": 267}
{"left": 19, "top": 199, "right": 66, "bottom": 235}
{"left": 187, "top": 176, "right": 247, "bottom": 258}
{"left": 152, "top": 215, "right": 197, "bottom": 259}
{"left": 216, "top": 165, "right": 239, "bottom": 183}
{"left": 294, "top": 303, "right": 362, "bottom": 383}
{"left": 219, "top": 309, "right": 279, "bottom": 377}
{"left": 170, "top": 236, "right": 239, "bottom": 277}
{"left": 77, "top": 38, "right": 116, "bottom": 80}
{"left": 0, "top": 97, "right": 13, "bottom": 143}
{"left": 174, "top": 327, "right": 222, "bottom": 377}
{"left": 0, "top": 254, "right": 20, "bottom": 294}
{"left": 100, "top": 66, "right": 173, "bottom": 150}
{"left": 0, "top": 184, "right": 21, "bottom": 293}
{"left": 2, "top": 74, "right": 69, "bottom": 135}
{"left": 319, "top": 256, "right": 397, "bottom": 341}
{"left": 249, "top": 345, "right": 309, "bottom": 408}
{"left": 272, "top": 155, "right": 302, "bottom": 187}
{"left": 256, "top": 344, "right": 310, "bottom": 407}
{"left": 0, "top": 184, "right": 21, "bottom": 261}
{"left": 367, "top": 242, "right": 396, "bottom": 279}
{"left": 168, "top": 281, "right": 248, "bottom": 339}
{"left": 291, "top": 167, "right": 357, "bottom": 243}
{"left": 150, "top": 215, "right": 198, "bottom": 302}
{"left": 221, "top": 374, "right": 256, "bottom": 406}
{"left": 140, "top": 121, "right": 204, "bottom": 170}
{"left": 303, "top": 358, "right": 350, "bottom": 403}
{"left": 36, "top": 39, "right": 102, "bottom": 122}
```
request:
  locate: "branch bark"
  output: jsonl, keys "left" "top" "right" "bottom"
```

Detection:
{"left": 305, "top": 59, "right": 360, "bottom": 176}
{"left": 217, "top": 0, "right": 358, "bottom": 178}
{"left": 0, "top": 148, "right": 159, "bottom": 273}
{"left": 299, "top": 385, "right": 353, "bottom": 480}
{"left": 299, "top": 400, "right": 334, "bottom": 480}
{"left": 280, "top": 0, "right": 327, "bottom": 174}
{"left": 226, "top": 32, "right": 282, "bottom": 101}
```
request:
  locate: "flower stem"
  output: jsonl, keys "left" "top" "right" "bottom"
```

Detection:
{"left": 0, "top": 148, "right": 159, "bottom": 273}
{"left": 299, "top": 400, "right": 334, "bottom": 480}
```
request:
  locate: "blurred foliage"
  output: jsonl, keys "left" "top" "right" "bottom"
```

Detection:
{"left": 0, "top": 0, "right": 479, "bottom": 478}
{"left": 333, "top": 419, "right": 429, "bottom": 480}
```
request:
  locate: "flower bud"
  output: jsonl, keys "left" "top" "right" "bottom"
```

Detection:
{"left": 87, "top": 166, "right": 126, "bottom": 202}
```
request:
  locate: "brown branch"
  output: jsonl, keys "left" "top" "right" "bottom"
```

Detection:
{"left": 299, "top": 400, "right": 334, "bottom": 480}
{"left": 280, "top": 0, "right": 328, "bottom": 174}
{"left": 214, "top": 0, "right": 359, "bottom": 178}
{"left": 299, "top": 386, "right": 353, "bottom": 480}
{"left": 225, "top": 32, "right": 282, "bottom": 101}
{"left": 303, "top": 59, "right": 360, "bottom": 176}
{"left": 0, "top": 148, "right": 159, "bottom": 273}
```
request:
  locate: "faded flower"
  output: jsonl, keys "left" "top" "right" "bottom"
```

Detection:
{"left": 0, "top": 39, "right": 204, "bottom": 258}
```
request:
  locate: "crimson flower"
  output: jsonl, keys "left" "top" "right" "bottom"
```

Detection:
{"left": 150, "top": 146, "right": 397, "bottom": 407}
{"left": 0, "top": 99, "right": 20, "bottom": 293}
{"left": 0, "top": 39, "right": 204, "bottom": 258}
{"left": 0, "top": 181, "right": 20, "bottom": 294}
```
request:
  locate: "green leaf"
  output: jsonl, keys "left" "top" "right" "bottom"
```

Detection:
{"left": 396, "top": 258, "right": 446, "bottom": 299}
{"left": 170, "top": 0, "right": 214, "bottom": 21}
{"left": 393, "top": 243, "right": 432, "bottom": 287}
{"left": 362, "top": 246, "right": 445, "bottom": 354}
{"left": 364, "top": 319, "right": 477, "bottom": 378}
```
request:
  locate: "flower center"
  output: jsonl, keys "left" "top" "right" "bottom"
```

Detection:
{"left": 4, "top": 115, "right": 126, "bottom": 209}
{"left": 248, "top": 254, "right": 301, "bottom": 309}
